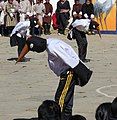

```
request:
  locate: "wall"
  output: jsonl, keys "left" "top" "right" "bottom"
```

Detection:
{"left": 93, "top": 0, "right": 117, "bottom": 33}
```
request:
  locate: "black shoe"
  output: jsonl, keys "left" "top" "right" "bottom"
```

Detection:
{"left": 82, "top": 59, "right": 90, "bottom": 63}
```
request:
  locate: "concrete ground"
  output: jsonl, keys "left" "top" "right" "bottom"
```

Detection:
{"left": 0, "top": 33, "right": 117, "bottom": 120}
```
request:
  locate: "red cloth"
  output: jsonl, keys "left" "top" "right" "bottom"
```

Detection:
{"left": 52, "top": 13, "right": 58, "bottom": 30}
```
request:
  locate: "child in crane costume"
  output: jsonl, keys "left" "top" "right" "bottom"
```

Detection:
{"left": 67, "top": 19, "right": 101, "bottom": 62}
{"left": 15, "top": 34, "right": 93, "bottom": 120}
{"left": 10, "top": 15, "right": 43, "bottom": 59}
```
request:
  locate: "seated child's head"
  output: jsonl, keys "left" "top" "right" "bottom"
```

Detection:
{"left": 38, "top": 100, "right": 61, "bottom": 120}
{"left": 69, "top": 115, "right": 86, "bottom": 120}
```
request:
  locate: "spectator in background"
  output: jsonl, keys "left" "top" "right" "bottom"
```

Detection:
{"left": 33, "top": 0, "right": 45, "bottom": 27}
{"left": 19, "top": 0, "right": 33, "bottom": 22}
{"left": 82, "top": 0, "right": 95, "bottom": 34}
{"left": 4, "top": 0, "right": 18, "bottom": 36}
{"left": 72, "top": 0, "right": 82, "bottom": 21}
{"left": 43, "top": 0, "right": 53, "bottom": 35}
{"left": 13, "top": 0, "right": 20, "bottom": 22}
{"left": 33, "top": 0, "right": 45, "bottom": 35}
{"left": 82, "top": 0, "right": 94, "bottom": 19}
{"left": 0, "top": 0, "right": 5, "bottom": 36}
{"left": 56, "top": 0, "right": 70, "bottom": 35}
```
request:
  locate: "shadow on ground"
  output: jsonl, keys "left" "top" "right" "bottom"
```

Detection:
{"left": 13, "top": 117, "right": 38, "bottom": 120}
{"left": 7, "top": 57, "right": 31, "bottom": 62}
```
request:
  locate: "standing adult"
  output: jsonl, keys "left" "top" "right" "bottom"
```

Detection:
{"left": 4, "top": 0, "right": 18, "bottom": 35}
{"left": 82, "top": 0, "right": 94, "bottom": 19}
{"left": 56, "top": 0, "right": 70, "bottom": 35}
{"left": 33, "top": 0, "right": 45, "bottom": 28}
{"left": 43, "top": 0, "right": 53, "bottom": 35}
{"left": 72, "top": 0, "right": 82, "bottom": 21}
{"left": 33, "top": 0, "right": 45, "bottom": 35}
{"left": 19, "top": 0, "right": 33, "bottom": 21}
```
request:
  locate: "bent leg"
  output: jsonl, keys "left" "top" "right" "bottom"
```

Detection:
{"left": 55, "top": 70, "right": 75, "bottom": 120}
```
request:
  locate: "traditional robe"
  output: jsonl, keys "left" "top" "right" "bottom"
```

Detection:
{"left": 43, "top": 2, "right": 53, "bottom": 24}
{"left": 72, "top": 3, "right": 82, "bottom": 20}
{"left": 56, "top": 0, "right": 71, "bottom": 34}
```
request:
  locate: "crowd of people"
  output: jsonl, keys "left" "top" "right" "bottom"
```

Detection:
{"left": 0, "top": 0, "right": 52, "bottom": 36}
{"left": 38, "top": 97, "right": 117, "bottom": 120}
{"left": 5, "top": 0, "right": 100, "bottom": 62}
{"left": 0, "top": 0, "right": 96, "bottom": 36}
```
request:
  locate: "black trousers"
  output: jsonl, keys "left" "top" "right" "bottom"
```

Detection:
{"left": 10, "top": 34, "right": 26, "bottom": 57}
{"left": 55, "top": 69, "right": 76, "bottom": 120}
{"left": 16, "top": 35, "right": 26, "bottom": 57}
{"left": 73, "top": 28, "right": 88, "bottom": 61}
{"left": 55, "top": 62, "right": 92, "bottom": 120}
{"left": 57, "top": 13, "right": 69, "bottom": 34}
{"left": 0, "top": 25, "right": 5, "bottom": 36}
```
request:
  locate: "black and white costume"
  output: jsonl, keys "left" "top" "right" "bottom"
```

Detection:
{"left": 10, "top": 17, "right": 39, "bottom": 57}
{"left": 67, "top": 19, "right": 100, "bottom": 62}
{"left": 10, "top": 20, "right": 30, "bottom": 57}
{"left": 17, "top": 36, "right": 93, "bottom": 120}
